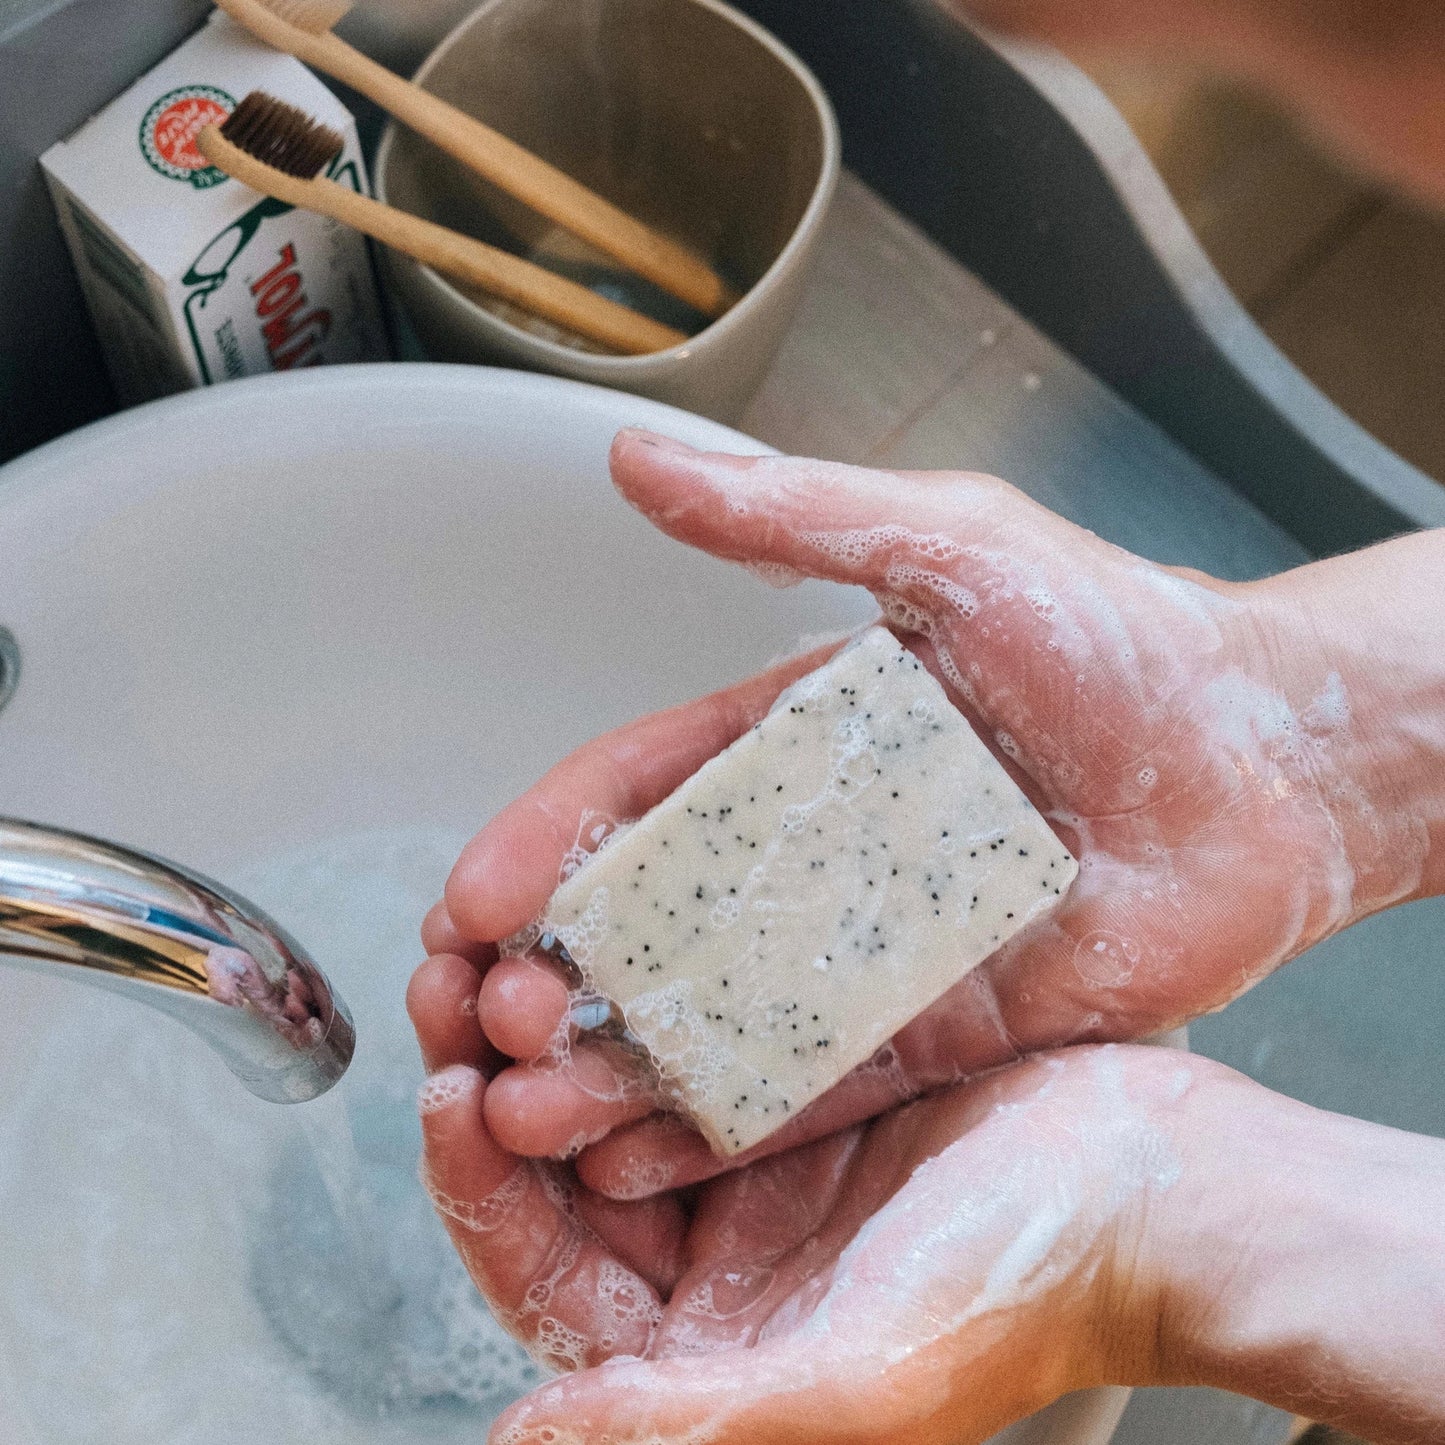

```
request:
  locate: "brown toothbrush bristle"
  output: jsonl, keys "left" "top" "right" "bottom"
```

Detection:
{"left": 256, "top": 0, "right": 355, "bottom": 34}
{"left": 221, "top": 92, "right": 344, "bottom": 179}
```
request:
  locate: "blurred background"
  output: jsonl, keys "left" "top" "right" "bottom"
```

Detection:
{"left": 1078, "top": 55, "right": 1445, "bottom": 486}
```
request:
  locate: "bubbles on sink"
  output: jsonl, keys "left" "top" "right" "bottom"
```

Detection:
{"left": 249, "top": 1087, "right": 543, "bottom": 1418}
{"left": 0, "top": 827, "right": 544, "bottom": 1443}
{"left": 239, "top": 830, "right": 547, "bottom": 1421}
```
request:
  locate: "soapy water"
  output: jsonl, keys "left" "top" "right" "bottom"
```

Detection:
{"left": 238, "top": 832, "right": 550, "bottom": 1420}
{"left": 0, "top": 828, "right": 545, "bottom": 1443}
{"left": 250, "top": 1095, "right": 543, "bottom": 1418}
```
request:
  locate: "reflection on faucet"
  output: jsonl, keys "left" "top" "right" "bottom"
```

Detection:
{"left": 0, "top": 818, "right": 354, "bottom": 1102}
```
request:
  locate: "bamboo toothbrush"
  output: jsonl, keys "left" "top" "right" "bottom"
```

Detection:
{"left": 212, "top": 0, "right": 738, "bottom": 319}
{"left": 197, "top": 93, "right": 688, "bottom": 356}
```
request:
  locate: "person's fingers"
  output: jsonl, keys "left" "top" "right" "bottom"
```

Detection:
{"left": 685, "top": 1129, "right": 861, "bottom": 1265}
{"left": 609, "top": 429, "right": 1098, "bottom": 594}
{"left": 420, "top": 899, "right": 498, "bottom": 969}
{"left": 493, "top": 1059, "right": 1129, "bottom": 1444}
{"left": 417, "top": 1066, "right": 661, "bottom": 1369}
{"left": 611, "top": 430, "right": 995, "bottom": 579}
{"left": 445, "top": 645, "right": 839, "bottom": 947}
{"left": 573, "top": 879, "right": 1206, "bottom": 1199}
{"left": 573, "top": 1187, "right": 689, "bottom": 1296}
{"left": 576, "top": 1060, "right": 913, "bottom": 1199}
{"left": 609, "top": 433, "right": 1179, "bottom": 807}
{"left": 478, "top": 954, "right": 573, "bottom": 1061}
{"left": 406, "top": 954, "right": 504, "bottom": 1077}
{"left": 652, "top": 1130, "right": 863, "bottom": 1355}
{"left": 586, "top": 1096, "right": 937, "bottom": 1359}
{"left": 574, "top": 1113, "right": 700, "bottom": 1197}
{"left": 667, "top": 1111, "right": 940, "bottom": 1358}
{"left": 483, "top": 1045, "right": 659, "bottom": 1158}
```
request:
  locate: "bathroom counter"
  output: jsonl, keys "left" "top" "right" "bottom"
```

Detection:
{"left": 744, "top": 175, "right": 1308, "bottom": 583}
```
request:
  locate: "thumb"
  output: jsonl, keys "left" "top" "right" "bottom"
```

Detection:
{"left": 609, "top": 429, "right": 1082, "bottom": 593}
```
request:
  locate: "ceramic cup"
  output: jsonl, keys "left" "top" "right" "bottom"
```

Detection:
{"left": 374, "top": 0, "right": 840, "bottom": 422}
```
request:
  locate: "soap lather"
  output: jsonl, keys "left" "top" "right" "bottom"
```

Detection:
{"left": 543, "top": 628, "right": 1078, "bottom": 1155}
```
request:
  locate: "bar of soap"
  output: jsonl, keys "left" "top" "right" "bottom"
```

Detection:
{"left": 543, "top": 628, "right": 1078, "bottom": 1154}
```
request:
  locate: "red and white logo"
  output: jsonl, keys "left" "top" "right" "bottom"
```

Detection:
{"left": 139, "top": 85, "right": 236, "bottom": 187}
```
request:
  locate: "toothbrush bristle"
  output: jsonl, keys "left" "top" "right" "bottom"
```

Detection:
{"left": 220, "top": 91, "right": 344, "bottom": 179}
{"left": 257, "top": 0, "right": 354, "bottom": 34}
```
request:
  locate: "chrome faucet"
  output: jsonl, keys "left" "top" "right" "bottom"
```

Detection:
{"left": 0, "top": 818, "right": 354, "bottom": 1102}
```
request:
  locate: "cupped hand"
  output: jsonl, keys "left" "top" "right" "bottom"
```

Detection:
{"left": 412, "top": 958, "right": 1445, "bottom": 1445}
{"left": 409, "top": 1021, "right": 1189, "bottom": 1445}
{"left": 422, "top": 431, "right": 1421, "bottom": 1196}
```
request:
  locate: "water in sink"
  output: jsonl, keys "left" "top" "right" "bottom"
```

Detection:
{"left": 0, "top": 827, "right": 545, "bottom": 1443}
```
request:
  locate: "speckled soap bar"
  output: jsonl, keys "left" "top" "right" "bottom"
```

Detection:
{"left": 543, "top": 628, "right": 1078, "bottom": 1154}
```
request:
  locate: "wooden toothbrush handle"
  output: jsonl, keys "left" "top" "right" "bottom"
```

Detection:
{"left": 304, "top": 30, "right": 737, "bottom": 319}
{"left": 198, "top": 127, "right": 684, "bottom": 354}
{"left": 313, "top": 176, "right": 688, "bottom": 355}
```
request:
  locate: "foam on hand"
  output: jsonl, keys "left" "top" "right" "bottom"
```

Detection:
{"left": 542, "top": 628, "right": 1078, "bottom": 1155}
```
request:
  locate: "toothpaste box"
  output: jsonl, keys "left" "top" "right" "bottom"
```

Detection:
{"left": 41, "top": 11, "right": 391, "bottom": 407}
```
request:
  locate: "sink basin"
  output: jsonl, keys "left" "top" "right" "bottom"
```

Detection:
{"left": 0, "top": 364, "right": 1129, "bottom": 1443}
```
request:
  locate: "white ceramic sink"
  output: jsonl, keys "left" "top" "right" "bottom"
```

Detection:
{"left": 0, "top": 364, "right": 1127, "bottom": 1444}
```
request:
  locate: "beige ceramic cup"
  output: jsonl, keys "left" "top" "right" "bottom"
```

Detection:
{"left": 374, "top": 0, "right": 840, "bottom": 422}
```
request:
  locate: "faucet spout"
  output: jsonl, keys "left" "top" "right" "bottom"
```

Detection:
{"left": 0, "top": 818, "right": 354, "bottom": 1102}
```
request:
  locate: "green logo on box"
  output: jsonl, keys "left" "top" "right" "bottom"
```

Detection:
{"left": 139, "top": 85, "right": 236, "bottom": 188}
